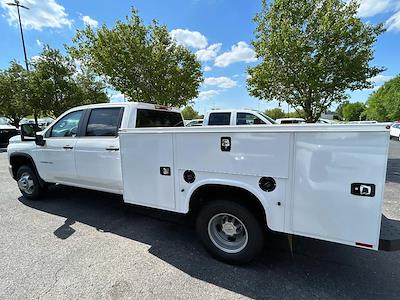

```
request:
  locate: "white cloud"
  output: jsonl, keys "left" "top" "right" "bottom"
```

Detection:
{"left": 36, "top": 39, "right": 42, "bottom": 47}
{"left": 387, "top": 10, "right": 400, "bottom": 31}
{"left": 0, "top": 0, "right": 72, "bottom": 30}
{"left": 204, "top": 66, "right": 212, "bottom": 72}
{"left": 199, "top": 90, "right": 219, "bottom": 100}
{"left": 370, "top": 74, "right": 394, "bottom": 85}
{"left": 170, "top": 29, "right": 208, "bottom": 49}
{"left": 204, "top": 76, "right": 237, "bottom": 89}
{"left": 214, "top": 41, "right": 256, "bottom": 67}
{"left": 195, "top": 43, "right": 222, "bottom": 61}
{"left": 81, "top": 15, "right": 98, "bottom": 28}
{"left": 356, "top": 0, "right": 391, "bottom": 17}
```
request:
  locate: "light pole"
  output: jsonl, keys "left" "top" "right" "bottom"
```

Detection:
{"left": 7, "top": 0, "right": 30, "bottom": 71}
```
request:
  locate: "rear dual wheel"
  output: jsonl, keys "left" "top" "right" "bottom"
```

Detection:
{"left": 196, "top": 200, "right": 265, "bottom": 264}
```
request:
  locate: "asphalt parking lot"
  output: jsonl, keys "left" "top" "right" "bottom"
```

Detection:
{"left": 0, "top": 141, "right": 399, "bottom": 299}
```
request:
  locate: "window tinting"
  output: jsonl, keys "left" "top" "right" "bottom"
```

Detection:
{"left": 136, "top": 109, "right": 184, "bottom": 127}
{"left": 86, "top": 107, "right": 123, "bottom": 136}
{"left": 50, "top": 110, "right": 83, "bottom": 137}
{"left": 236, "top": 113, "right": 266, "bottom": 125}
{"left": 208, "top": 113, "right": 231, "bottom": 125}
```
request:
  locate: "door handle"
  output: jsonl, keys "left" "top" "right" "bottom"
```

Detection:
{"left": 105, "top": 146, "right": 119, "bottom": 151}
{"left": 63, "top": 145, "right": 73, "bottom": 149}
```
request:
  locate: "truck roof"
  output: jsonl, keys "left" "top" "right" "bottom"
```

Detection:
{"left": 68, "top": 102, "right": 181, "bottom": 113}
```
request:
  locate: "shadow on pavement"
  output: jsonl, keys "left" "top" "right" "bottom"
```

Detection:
{"left": 18, "top": 185, "right": 400, "bottom": 299}
{"left": 386, "top": 158, "right": 400, "bottom": 184}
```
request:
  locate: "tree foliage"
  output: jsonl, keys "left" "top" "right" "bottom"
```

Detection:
{"left": 264, "top": 107, "right": 286, "bottom": 119}
{"left": 366, "top": 75, "right": 400, "bottom": 122}
{"left": 0, "top": 46, "right": 108, "bottom": 125}
{"left": 181, "top": 105, "right": 201, "bottom": 120}
{"left": 69, "top": 8, "right": 203, "bottom": 107}
{"left": 248, "top": 0, "right": 385, "bottom": 122}
{"left": 341, "top": 102, "right": 366, "bottom": 121}
{"left": 0, "top": 62, "right": 30, "bottom": 127}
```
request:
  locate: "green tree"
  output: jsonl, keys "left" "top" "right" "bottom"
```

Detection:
{"left": 342, "top": 102, "right": 366, "bottom": 121}
{"left": 366, "top": 75, "right": 400, "bottom": 121}
{"left": 264, "top": 107, "right": 285, "bottom": 119}
{"left": 335, "top": 101, "right": 349, "bottom": 121}
{"left": 0, "top": 62, "right": 30, "bottom": 127}
{"left": 69, "top": 8, "right": 203, "bottom": 107}
{"left": 181, "top": 105, "right": 201, "bottom": 120}
{"left": 30, "top": 46, "right": 108, "bottom": 118}
{"left": 247, "top": 0, "right": 385, "bottom": 122}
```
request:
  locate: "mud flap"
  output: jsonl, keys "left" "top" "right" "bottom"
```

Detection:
{"left": 379, "top": 215, "right": 400, "bottom": 251}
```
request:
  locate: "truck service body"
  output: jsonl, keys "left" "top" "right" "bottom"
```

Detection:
{"left": 7, "top": 102, "right": 400, "bottom": 263}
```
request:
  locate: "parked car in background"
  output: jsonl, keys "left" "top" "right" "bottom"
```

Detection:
{"left": 185, "top": 119, "right": 203, "bottom": 127}
{"left": 350, "top": 120, "right": 378, "bottom": 124}
{"left": 318, "top": 118, "right": 335, "bottom": 124}
{"left": 202, "top": 109, "right": 275, "bottom": 126}
{"left": 275, "top": 118, "right": 305, "bottom": 124}
{"left": 390, "top": 123, "right": 400, "bottom": 140}
{"left": 0, "top": 117, "right": 18, "bottom": 148}
{"left": 19, "top": 117, "right": 55, "bottom": 130}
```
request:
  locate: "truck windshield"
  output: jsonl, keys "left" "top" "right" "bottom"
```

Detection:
{"left": 136, "top": 109, "right": 184, "bottom": 128}
{"left": 0, "top": 118, "right": 10, "bottom": 125}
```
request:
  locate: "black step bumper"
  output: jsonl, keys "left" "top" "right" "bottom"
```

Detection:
{"left": 379, "top": 215, "right": 400, "bottom": 251}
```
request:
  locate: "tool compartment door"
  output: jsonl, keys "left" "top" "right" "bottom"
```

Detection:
{"left": 291, "top": 131, "right": 389, "bottom": 249}
{"left": 120, "top": 132, "right": 176, "bottom": 210}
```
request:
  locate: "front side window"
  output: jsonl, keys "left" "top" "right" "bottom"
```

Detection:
{"left": 236, "top": 113, "right": 266, "bottom": 125}
{"left": 208, "top": 113, "right": 231, "bottom": 125}
{"left": 136, "top": 109, "right": 184, "bottom": 127}
{"left": 86, "top": 107, "right": 123, "bottom": 136}
{"left": 50, "top": 110, "right": 83, "bottom": 137}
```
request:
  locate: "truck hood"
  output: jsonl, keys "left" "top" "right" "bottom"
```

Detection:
{"left": 8, "top": 135, "right": 22, "bottom": 144}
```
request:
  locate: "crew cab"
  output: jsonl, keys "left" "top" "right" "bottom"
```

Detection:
{"left": 202, "top": 109, "right": 275, "bottom": 126}
{"left": 7, "top": 102, "right": 400, "bottom": 264}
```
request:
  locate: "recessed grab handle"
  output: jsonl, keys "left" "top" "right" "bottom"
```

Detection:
{"left": 105, "top": 146, "right": 119, "bottom": 151}
{"left": 63, "top": 145, "right": 73, "bottom": 149}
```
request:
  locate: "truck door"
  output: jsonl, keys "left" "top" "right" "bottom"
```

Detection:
{"left": 37, "top": 110, "right": 83, "bottom": 183}
{"left": 74, "top": 107, "right": 124, "bottom": 193}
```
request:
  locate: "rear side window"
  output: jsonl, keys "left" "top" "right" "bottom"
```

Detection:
{"left": 236, "top": 113, "right": 266, "bottom": 125}
{"left": 86, "top": 107, "right": 123, "bottom": 136}
{"left": 208, "top": 113, "right": 231, "bottom": 125}
{"left": 136, "top": 109, "right": 184, "bottom": 127}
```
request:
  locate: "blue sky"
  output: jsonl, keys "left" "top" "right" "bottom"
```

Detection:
{"left": 1, "top": 0, "right": 400, "bottom": 115}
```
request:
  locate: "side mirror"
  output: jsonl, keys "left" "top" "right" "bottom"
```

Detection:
{"left": 35, "top": 134, "right": 46, "bottom": 146}
{"left": 20, "top": 124, "right": 39, "bottom": 141}
{"left": 20, "top": 123, "right": 46, "bottom": 146}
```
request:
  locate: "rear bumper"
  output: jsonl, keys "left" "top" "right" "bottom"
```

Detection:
{"left": 379, "top": 215, "right": 400, "bottom": 251}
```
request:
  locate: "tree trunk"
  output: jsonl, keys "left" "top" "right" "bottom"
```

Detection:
{"left": 34, "top": 113, "right": 39, "bottom": 127}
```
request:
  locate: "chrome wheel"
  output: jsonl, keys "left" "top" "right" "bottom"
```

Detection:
{"left": 18, "top": 172, "right": 35, "bottom": 195}
{"left": 208, "top": 213, "right": 248, "bottom": 254}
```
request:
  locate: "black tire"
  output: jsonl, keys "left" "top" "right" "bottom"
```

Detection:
{"left": 196, "top": 200, "right": 265, "bottom": 264}
{"left": 16, "top": 165, "right": 46, "bottom": 200}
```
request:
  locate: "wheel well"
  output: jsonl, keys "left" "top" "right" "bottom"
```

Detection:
{"left": 9, "top": 154, "right": 45, "bottom": 186}
{"left": 188, "top": 184, "right": 267, "bottom": 226}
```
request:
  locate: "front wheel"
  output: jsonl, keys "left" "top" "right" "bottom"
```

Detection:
{"left": 17, "top": 165, "right": 46, "bottom": 200}
{"left": 196, "top": 200, "right": 265, "bottom": 264}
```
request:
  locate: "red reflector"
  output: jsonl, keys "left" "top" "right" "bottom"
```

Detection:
{"left": 356, "top": 242, "right": 373, "bottom": 248}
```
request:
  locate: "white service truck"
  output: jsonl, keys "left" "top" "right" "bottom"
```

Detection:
{"left": 7, "top": 102, "right": 400, "bottom": 264}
